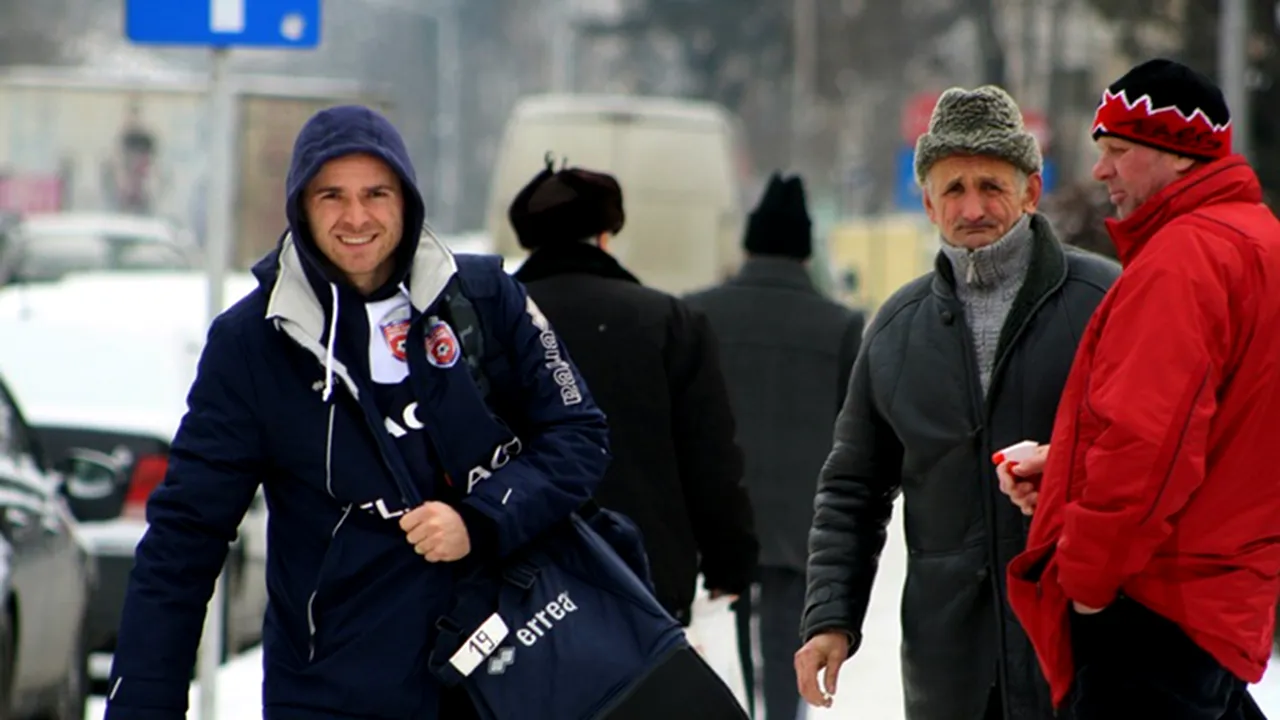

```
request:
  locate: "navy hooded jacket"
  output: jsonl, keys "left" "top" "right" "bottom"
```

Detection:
{"left": 104, "top": 106, "right": 611, "bottom": 719}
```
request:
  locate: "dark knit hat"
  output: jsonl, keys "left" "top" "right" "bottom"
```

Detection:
{"left": 1091, "top": 59, "right": 1231, "bottom": 160}
{"left": 914, "top": 85, "right": 1042, "bottom": 184}
{"left": 508, "top": 154, "right": 625, "bottom": 249}
{"left": 743, "top": 172, "right": 812, "bottom": 260}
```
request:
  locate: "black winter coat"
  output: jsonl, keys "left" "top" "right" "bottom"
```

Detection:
{"left": 800, "top": 215, "right": 1119, "bottom": 720}
{"left": 514, "top": 243, "right": 758, "bottom": 624}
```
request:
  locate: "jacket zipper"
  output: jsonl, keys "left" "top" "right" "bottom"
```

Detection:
{"left": 956, "top": 272, "right": 1063, "bottom": 715}
{"left": 307, "top": 502, "right": 352, "bottom": 661}
{"left": 949, "top": 303, "right": 1012, "bottom": 710}
{"left": 302, "top": 340, "right": 430, "bottom": 663}
{"left": 281, "top": 316, "right": 434, "bottom": 664}
{"left": 308, "top": 403, "right": 347, "bottom": 662}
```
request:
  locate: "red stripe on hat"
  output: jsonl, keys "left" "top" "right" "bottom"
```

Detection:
{"left": 1091, "top": 88, "right": 1231, "bottom": 159}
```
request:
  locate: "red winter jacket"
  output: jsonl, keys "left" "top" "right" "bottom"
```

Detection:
{"left": 1007, "top": 156, "right": 1280, "bottom": 707}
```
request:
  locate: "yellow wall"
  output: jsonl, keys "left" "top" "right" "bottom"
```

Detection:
{"left": 825, "top": 214, "right": 939, "bottom": 316}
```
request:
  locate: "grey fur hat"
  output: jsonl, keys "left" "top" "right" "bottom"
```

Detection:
{"left": 913, "top": 85, "right": 1043, "bottom": 185}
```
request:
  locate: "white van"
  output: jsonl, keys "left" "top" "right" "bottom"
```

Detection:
{"left": 486, "top": 94, "right": 749, "bottom": 295}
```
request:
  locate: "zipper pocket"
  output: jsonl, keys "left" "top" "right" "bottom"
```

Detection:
{"left": 308, "top": 503, "right": 353, "bottom": 662}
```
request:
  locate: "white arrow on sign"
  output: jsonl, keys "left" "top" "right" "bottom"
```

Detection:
{"left": 211, "top": 0, "right": 246, "bottom": 33}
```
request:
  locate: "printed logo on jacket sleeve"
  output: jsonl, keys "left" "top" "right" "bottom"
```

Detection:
{"left": 525, "top": 297, "right": 583, "bottom": 406}
{"left": 426, "top": 318, "right": 461, "bottom": 368}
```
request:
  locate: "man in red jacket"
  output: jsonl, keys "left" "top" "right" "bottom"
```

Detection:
{"left": 1002, "top": 58, "right": 1280, "bottom": 719}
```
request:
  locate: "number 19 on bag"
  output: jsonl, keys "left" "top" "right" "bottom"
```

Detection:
{"left": 450, "top": 613, "right": 511, "bottom": 677}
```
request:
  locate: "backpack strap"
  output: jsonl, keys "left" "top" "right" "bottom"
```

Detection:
{"left": 440, "top": 276, "right": 491, "bottom": 399}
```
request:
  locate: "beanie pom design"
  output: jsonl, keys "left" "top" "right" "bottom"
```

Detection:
{"left": 1090, "top": 58, "right": 1232, "bottom": 160}
{"left": 1092, "top": 88, "right": 1231, "bottom": 159}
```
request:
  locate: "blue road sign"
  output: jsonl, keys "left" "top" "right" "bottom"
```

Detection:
{"left": 1041, "top": 158, "right": 1057, "bottom": 194}
{"left": 126, "top": 0, "right": 321, "bottom": 48}
{"left": 894, "top": 145, "right": 924, "bottom": 213}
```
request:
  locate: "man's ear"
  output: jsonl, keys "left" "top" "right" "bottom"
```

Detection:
{"left": 1171, "top": 155, "right": 1198, "bottom": 175}
{"left": 1023, "top": 172, "right": 1044, "bottom": 214}
{"left": 921, "top": 180, "right": 936, "bottom": 223}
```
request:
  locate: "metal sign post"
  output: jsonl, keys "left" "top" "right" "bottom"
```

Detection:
{"left": 123, "top": 1, "right": 321, "bottom": 717}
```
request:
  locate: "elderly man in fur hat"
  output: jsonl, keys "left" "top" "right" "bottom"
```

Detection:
{"left": 793, "top": 87, "right": 1120, "bottom": 720}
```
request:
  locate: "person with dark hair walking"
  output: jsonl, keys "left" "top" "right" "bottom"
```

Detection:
{"left": 509, "top": 159, "right": 759, "bottom": 632}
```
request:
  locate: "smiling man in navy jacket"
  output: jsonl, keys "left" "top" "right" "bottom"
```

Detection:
{"left": 103, "top": 106, "right": 610, "bottom": 719}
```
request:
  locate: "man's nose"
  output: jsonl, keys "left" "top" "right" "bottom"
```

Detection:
{"left": 959, "top": 192, "right": 986, "bottom": 222}
{"left": 1091, "top": 156, "right": 1112, "bottom": 182}
{"left": 340, "top": 198, "right": 372, "bottom": 227}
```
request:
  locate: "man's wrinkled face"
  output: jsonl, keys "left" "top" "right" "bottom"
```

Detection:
{"left": 304, "top": 153, "right": 404, "bottom": 294}
{"left": 1091, "top": 136, "right": 1196, "bottom": 219}
{"left": 923, "top": 155, "right": 1042, "bottom": 250}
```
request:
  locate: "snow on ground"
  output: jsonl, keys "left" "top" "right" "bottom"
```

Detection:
{"left": 84, "top": 503, "right": 1280, "bottom": 718}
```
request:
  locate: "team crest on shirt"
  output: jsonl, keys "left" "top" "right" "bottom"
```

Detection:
{"left": 378, "top": 307, "right": 412, "bottom": 362}
{"left": 426, "top": 318, "right": 461, "bottom": 368}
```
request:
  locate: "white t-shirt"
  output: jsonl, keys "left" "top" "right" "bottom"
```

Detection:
{"left": 365, "top": 293, "right": 412, "bottom": 385}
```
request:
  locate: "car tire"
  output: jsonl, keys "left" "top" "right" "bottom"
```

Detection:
{"left": 44, "top": 621, "right": 88, "bottom": 720}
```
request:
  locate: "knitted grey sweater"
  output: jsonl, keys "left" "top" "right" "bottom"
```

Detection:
{"left": 939, "top": 213, "right": 1034, "bottom": 395}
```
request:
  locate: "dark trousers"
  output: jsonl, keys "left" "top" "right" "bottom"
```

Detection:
{"left": 1066, "top": 596, "right": 1267, "bottom": 720}
{"left": 736, "top": 567, "right": 807, "bottom": 720}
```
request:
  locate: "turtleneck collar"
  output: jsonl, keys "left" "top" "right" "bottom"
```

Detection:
{"left": 939, "top": 213, "right": 1034, "bottom": 290}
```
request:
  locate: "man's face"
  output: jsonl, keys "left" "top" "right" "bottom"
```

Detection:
{"left": 1090, "top": 136, "right": 1196, "bottom": 219}
{"left": 923, "top": 155, "right": 1042, "bottom": 250}
{"left": 303, "top": 153, "right": 405, "bottom": 294}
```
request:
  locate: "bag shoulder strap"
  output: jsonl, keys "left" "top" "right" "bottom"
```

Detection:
{"left": 440, "top": 254, "right": 505, "bottom": 399}
{"left": 441, "top": 277, "right": 490, "bottom": 398}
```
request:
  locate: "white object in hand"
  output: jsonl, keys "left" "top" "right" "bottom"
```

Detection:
{"left": 992, "top": 440, "right": 1039, "bottom": 466}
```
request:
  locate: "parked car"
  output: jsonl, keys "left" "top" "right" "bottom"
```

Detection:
{"left": 0, "top": 212, "right": 199, "bottom": 286}
{"left": 0, "top": 369, "right": 97, "bottom": 719}
{"left": 0, "top": 271, "right": 266, "bottom": 686}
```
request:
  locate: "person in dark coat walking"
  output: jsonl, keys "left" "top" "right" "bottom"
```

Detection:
{"left": 509, "top": 159, "right": 759, "bottom": 627}
{"left": 685, "top": 172, "right": 864, "bottom": 720}
{"left": 792, "top": 86, "right": 1120, "bottom": 720}
{"left": 103, "top": 107, "right": 611, "bottom": 720}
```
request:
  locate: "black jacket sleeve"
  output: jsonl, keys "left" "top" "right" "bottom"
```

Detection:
{"left": 106, "top": 317, "right": 264, "bottom": 718}
{"left": 800, "top": 325, "right": 902, "bottom": 654}
{"left": 667, "top": 301, "right": 759, "bottom": 594}
{"left": 835, "top": 310, "right": 866, "bottom": 412}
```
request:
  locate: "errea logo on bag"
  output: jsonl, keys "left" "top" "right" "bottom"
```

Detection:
{"left": 447, "top": 592, "right": 580, "bottom": 678}
{"left": 516, "top": 591, "right": 579, "bottom": 647}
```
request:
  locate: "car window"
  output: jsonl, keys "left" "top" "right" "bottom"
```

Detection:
{"left": 13, "top": 230, "right": 193, "bottom": 281}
